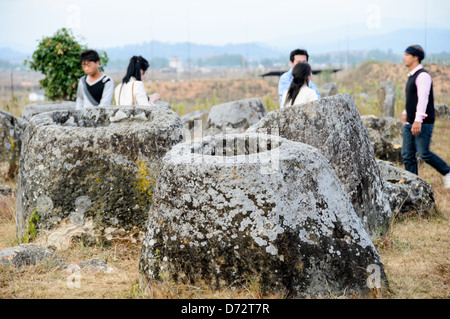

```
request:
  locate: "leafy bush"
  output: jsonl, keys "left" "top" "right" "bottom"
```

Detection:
{"left": 25, "top": 28, "right": 108, "bottom": 101}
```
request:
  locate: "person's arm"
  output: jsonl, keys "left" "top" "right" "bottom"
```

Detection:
{"left": 309, "top": 80, "right": 321, "bottom": 99}
{"left": 98, "top": 77, "right": 114, "bottom": 106}
{"left": 149, "top": 92, "right": 161, "bottom": 105}
{"left": 411, "top": 72, "right": 432, "bottom": 136}
{"left": 133, "top": 81, "right": 151, "bottom": 106}
{"left": 75, "top": 79, "right": 84, "bottom": 110}
{"left": 309, "top": 88, "right": 319, "bottom": 102}
{"left": 415, "top": 72, "right": 431, "bottom": 123}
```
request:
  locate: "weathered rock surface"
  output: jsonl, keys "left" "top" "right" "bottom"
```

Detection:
{"left": 181, "top": 109, "right": 210, "bottom": 140}
{"left": 0, "top": 109, "right": 28, "bottom": 165}
{"left": 21, "top": 101, "right": 76, "bottom": 120}
{"left": 0, "top": 243, "right": 66, "bottom": 268}
{"left": 377, "top": 82, "right": 396, "bottom": 118}
{"left": 35, "top": 218, "right": 144, "bottom": 251}
{"left": 205, "top": 98, "right": 267, "bottom": 134}
{"left": 0, "top": 243, "right": 114, "bottom": 272}
{"left": 361, "top": 115, "right": 403, "bottom": 163}
{"left": 78, "top": 258, "right": 116, "bottom": 273}
{"left": 248, "top": 94, "right": 392, "bottom": 236}
{"left": 0, "top": 184, "right": 13, "bottom": 196}
{"left": 16, "top": 106, "right": 184, "bottom": 244}
{"left": 377, "top": 159, "right": 436, "bottom": 219}
{"left": 321, "top": 82, "right": 338, "bottom": 97}
{"left": 154, "top": 101, "right": 171, "bottom": 108}
{"left": 139, "top": 133, "right": 387, "bottom": 298}
{"left": 435, "top": 104, "right": 449, "bottom": 119}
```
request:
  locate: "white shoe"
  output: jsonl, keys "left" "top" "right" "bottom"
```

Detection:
{"left": 444, "top": 172, "right": 450, "bottom": 189}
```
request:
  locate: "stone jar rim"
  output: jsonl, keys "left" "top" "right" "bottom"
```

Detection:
{"left": 27, "top": 106, "right": 175, "bottom": 129}
{"left": 163, "top": 133, "right": 285, "bottom": 166}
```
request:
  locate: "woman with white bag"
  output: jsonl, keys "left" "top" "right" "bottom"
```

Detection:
{"left": 114, "top": 55, "right": 161, "bottom": 106}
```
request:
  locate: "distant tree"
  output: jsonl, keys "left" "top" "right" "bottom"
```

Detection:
{"left": 25, "top": 28, "right": 108, "bottom": 101}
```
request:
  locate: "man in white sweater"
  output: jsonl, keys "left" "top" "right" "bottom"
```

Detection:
{"left": 75, "top": 50, "right": 114, "bottom": 109}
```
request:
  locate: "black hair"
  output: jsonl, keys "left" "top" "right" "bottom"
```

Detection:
{"left": 405, "top": 45, "right": 425, "bottom": 63}
{"left": 290, "top": 49, "right": 309, "bottom": 63}
{"left": 285, "top": 62, "right": 312, "bottom": 107}
{"left": 122, "top": 56, "right": 150, "bottom": 84}
{"left": 80, "top": 50, "right": 100, "bottom": 62}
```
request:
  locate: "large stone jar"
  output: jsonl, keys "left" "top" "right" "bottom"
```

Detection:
{"left": 16, "top": 106, "right": 184, "bottom": 242}
{"left": 139, "top": 133, "right": 387, "bottom": 298}
{"left": 248, "top": 94, "right": 392, "bottom": 237}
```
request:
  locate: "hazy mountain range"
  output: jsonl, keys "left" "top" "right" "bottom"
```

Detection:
{"left": 1, "top": 27, "right": 449, "bottom": 64}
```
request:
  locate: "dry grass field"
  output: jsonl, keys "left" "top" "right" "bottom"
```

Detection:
{"left": 0, "top": 62, "right": 449, "bottom": 299}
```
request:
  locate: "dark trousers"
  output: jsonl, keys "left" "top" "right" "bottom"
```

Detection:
{"left": 402, "top": 123, "right": 450, "bottom": 176}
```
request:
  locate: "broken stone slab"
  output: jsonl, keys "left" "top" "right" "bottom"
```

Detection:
{"left": 0, "top": 184, "right": 13, "bottom": 196}
{"left": 35, "top": 218, "right": 144, "bottom": 251}
{"left": 0, "top": 243, "right": 114, "bottom": 273}
{"left": 0, "top": 109, "right": 28, "bottom": 168}
{"left": 0, "top": 243, "right": 66, "bottom": 269}
{"left": 205, "top": 98, "right": 267, "bottom": 134}
{"left": 435, "top": 104, "right": 449, "bottom": 119}
{"left": 248, "top": 94, "right": 392, "bottom": 237}
{"left": 377, "top": 82, "right": 396, "bottom": 118}
{"left": 139, "top": 133, "right": 388, "bottom": 298}
{"left": 21, "top": 101, "right": 76, "bottom": 121}
{"left": 181, "top": 109, "right": 210, "bottom": 131}
{"left": 78, "top": 258, "right": 116, "bottom": 273}
{"left": 377, "top": 159, "right": 437, "bottom": 219}
{"left": 181, "top": 109, "right": 210, "bottom": 141}
{"left": 361, "top": 115, "right": 403, "bottom": 163}
{"left": 16, "top": 106, "right": 185, "bottom": 244}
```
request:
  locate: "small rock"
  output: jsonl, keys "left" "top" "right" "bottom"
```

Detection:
{"left": 377, "top": 159, "right": 437, "bottom": 219}
{"left": 79, "top": 258, "right": 115, "bottom": 273}
{"left": 435, "top": 104, "right": 449, "bottom": 119}
{"left": 206, "top": 98, "right": 267, "bottom": 134}
{"left": 0, "top": 184, "right": 13, "bottom": 196}
{"left": 361, "top": 115, "right": 403, "bottom": 163}
{"left": 0, "top": 243, "right": 115, "bottom": 273}
{"left": 0, "top": 244, "right": 66, "bottom": 269}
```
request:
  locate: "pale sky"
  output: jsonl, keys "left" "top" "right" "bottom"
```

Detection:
{"left": 1, "top": 0, "right": 449, "bottom": 52}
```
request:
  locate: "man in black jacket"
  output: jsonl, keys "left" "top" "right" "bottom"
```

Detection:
{"left": 75, "top": 50, "right": 113, "bottom": 109}
{"left": 401, "top": 45, "right": 449, "bottom": 188}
